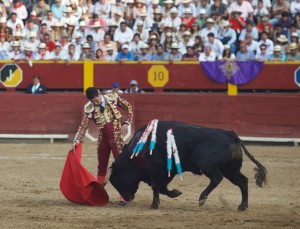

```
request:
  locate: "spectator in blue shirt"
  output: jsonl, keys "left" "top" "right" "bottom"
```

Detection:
{"left": 115, "top": 44, "right": 134, "bottom": 62}
{"left": 137, "top": 43, "right": 153, "bottom": 61}
{"left": 51, "top": 0, "right": 66, "bottom": 21}
{"left": 255, "top": 44, "right": 272, "bottom": 61}
{"left": 236, "top": 41, "right": 255, "bottom": 61}
{"left": 270, "top": 45, "right": 287, "bottom": 62}
{"left": 152, "top": 44, "right": 168, "bottom": 61}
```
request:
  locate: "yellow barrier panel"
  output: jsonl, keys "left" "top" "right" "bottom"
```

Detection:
{"left": 228, "top": 83, "right": 238, "bottom": 96}
{"left": 83, "top": 61, "right": 94, "bottom": 94}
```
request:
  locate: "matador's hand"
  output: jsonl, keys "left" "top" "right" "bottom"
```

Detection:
{"left": 121, "top": 124, "right": 128, "bottom": 135}
{"left": 72, "top": 140, "right": 80, "bottom": 152}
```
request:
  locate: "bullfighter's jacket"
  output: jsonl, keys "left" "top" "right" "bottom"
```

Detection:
{"left": 74, "top": 92, "right": 133, "bottom": 142}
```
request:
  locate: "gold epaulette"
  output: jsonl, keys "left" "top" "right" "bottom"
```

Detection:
{"left": 84, "top": 102, "right": 94, "bottom": 113}
{"left": 104, "top": 92, "right": 118, "bottom": 101}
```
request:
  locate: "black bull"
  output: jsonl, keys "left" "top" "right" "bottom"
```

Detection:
{"left": 109, "top": 121, "right": 267, "bottom": 210}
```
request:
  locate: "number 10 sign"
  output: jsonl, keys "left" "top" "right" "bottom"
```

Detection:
{"left": 148, "top": 65, "right": 169, "bottom": 88}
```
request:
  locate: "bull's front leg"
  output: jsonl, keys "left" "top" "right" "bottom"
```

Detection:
{"left": 151, "top": 183, "right": 160, "bottom": 209}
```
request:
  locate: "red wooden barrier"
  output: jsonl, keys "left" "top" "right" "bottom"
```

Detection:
{"left": 0, "top": 93, "right": 299, "bottom": 139}
{"left": 0, "top": 62, "right": 299, "bottom": 91}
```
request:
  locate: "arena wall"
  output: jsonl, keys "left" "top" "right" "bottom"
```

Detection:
{"left": 1, "top": 93, "right": 299, "bottom": 139}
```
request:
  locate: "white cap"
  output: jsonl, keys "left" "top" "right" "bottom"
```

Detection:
{"left": 51, "top": 21, "right": 63, "bottom": 27}
{"left": 166, "top": 32, "right": 172, "bottom": 37}
{"left": 184, "top": 8, "right": 192, "bottom": 14}
{"left": 182, "top": 0, "right": 191, "bottom": 3}
{"left": 64, "top": 7, "right": 73, "bottom": 13}
{"left": 139, "top": 10, "right": 148, "bottom": 16}
{"left": 141, "top": 43, "right": 149, "bottom": 49}
{"left": 152, "top": 0, "right": 159, "bottom": 4}
{"left": 154, "top": 8, "right": 162, "bottom": 14}
{"left": 38, "top": 43, "right": 47, "bottom": 49}
{"left": 82, "top": 43, "right": 90, "bottom": 49}
{"left": 29, "top": 31, "right": 37, "bottom": 37}
{"left": 108, "top": 20, "right": 118, "bottom": 27}
{"left": 0, "top": 17, "right": 6, "bottom": 23}
{"left": 170, "top": 7, "right": 178, "bottom": 14}
{"left": 31, "top": 11, "right": 37, "bottom": 16}
{"left": 24, "top": 45, "right": 32, "bottom": 51}
{"left": 14, "top": 31, "right": 23, "bottom": 37}
{"left": 206, "top": 18, "right": 214, "bottom": 23}
{"left": 66, "top": 19, "right": 76, "bottom": 26}
{"left": 79, "top": 21, "right": 86, "bottom": 27}
{"left": 11, "top": 41, "right": 20, "bottom": 47}
{"left": 199, "top": 9, "right": 206, "bottom": 14}
{"left": 136, "top": 0, "right": 145, "bottom": 3}
{"left": 150, "top": 35, "right": 157, "bottom": 39}
{"left": 274, "top": 45, "right": 281, "bottom": 52}
{"left": 126, "top": 0, "right": 134, "bottom": 3}
{"left": 74, "top": 32, "right": 82, "bottom": 39}
{"left": 164, "top": 0, "right": 173, "bottom": 3}
{"left": 170, "top": 42, "right": 179, "bottom": 49}
{"left": 183, "top": 31, "right": 191, "bottom": 36}
{"left": 92, "top": 21, "right": 102, "bottom": 28}
{"left": 220, "top": 20, "right": 230, "bottom": 27}
{"left": 164, "top": 22, "right": 173, "bottom": 28}
{"left": 291, "top": 32, "right": 299, "bottom": 37}
{"left": 224, "top": 44, "right": 230, "bottom": 49}
{"left": 115, "top": 10, "right": 123, "bottom": 16}
{"left": 122, "top": 44, "right": 129, "bottom": 49}
{"left": 106, "top": 44, "right": 114, "bottom": 51}
{"left": 130, "top": 80, "right": 138, "bottom": 85}
{"left": 137, "top": 20, "right": 144, "bottom": 26}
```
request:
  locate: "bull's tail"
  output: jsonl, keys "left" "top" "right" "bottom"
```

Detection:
{"left": 232, "top": 132, "right": 267, "bottom": 188}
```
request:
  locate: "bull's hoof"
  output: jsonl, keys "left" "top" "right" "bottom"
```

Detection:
{"left": 170, "top": 189, "right": 182, "bottom": 198}
{"left": 199, "top": 198, "right": 206, "bottom": 207}
{"left": 238, "top": 203, "right": 248, "bottom": 211}
{"left": 150, "top": 202, "right": 159, "bottom": 209}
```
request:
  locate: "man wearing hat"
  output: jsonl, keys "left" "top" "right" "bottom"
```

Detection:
{"left": 286, "top": 43, "right": 300, "bottom": 61}
{"left": 34, "top": 43, "right": 51, "bottom": 60}
{"left": 271, "top": 45, "right": 286, "bottom": 62}
{"left": 178, "top": 0, "right": 197, "bottom": 18}
{"left": 133, "top": 20, "right": 149, "bottom": 43}
{"left": 137, "top": 43, "right": 152, "bottom": 61}
{"left": 51, "top": 0, "right": 67, "bottom": 21}
{"left": 110, "top": 10, "right": 125, "bottom": 28}
{"left": 22, "top": 19, "right": 39, "bottom": 40}
{"left": 114, "top": 22, "right": 133, "bottom": 49}
{"left": 94, "top": 0, "right": 111, "bottom": 19}
{"left": 228, "top": 9, "right": 246, "bottom": 33}
{"left": 166, "top": 42, "right": 183, "bottom": 61}
{"left": 61, "top": 7, "right": 78, "bottom": 28}
{"left": 124, "top": 80, "right": 145, "bottom": 93}
{"left": 73, "top": 87, "right": 133, "bottom": 205}
{"left": 196, "top": 9, "right": 207, "bottom": 29}
{"left": 104, "top": 43, "right": 117, "bottom": 61}
{"left": 24, "top": 31, "right": 39, "bottom": 52}
{"left": 133, "top": 9, "right": 153, "bottom": 31}
{"left": 41, "top": 10, "right": 58, "bottom": 31}
{"left": 287, "top": 32, "right": 300, "bottom": 49}
{"left": 106, "top": 82, "right": 124, "bottom": 94}
{"left": 179, "top": 30, "right": 194, "bottom": 54}
{"left": 164, "top": 7, "right": 181, "bottom": 31}
{"left": 89, "top": 21, "right": 105, "bottom": 42}
{"left": 56, "top": 32, "right": 72, "bottom": 54}
{"left": 200, "top": 18, "right": 217, "bottom": 43}
{"left": 76, "top": 21, "right": 90, "bottom": 42}
{"left": 8, "top": 41, "right": 22, "bottom": 61}
{"left": 49, "top": 44, "right": 64, "bottom": 61}
{"left": 115, "top": 44, "right": 134, "bottom": 61}
{"left": 148, "top": 0, "right": 162, "bottom": 19}
{"left": 20, "top": 45, "right": 35, "bottom": 62}
{"left": 218, "top": 20, "right": 237, "bottom": 53}
{"left": 111, "top": 0, "right": 126, "bottom": 19}
{"left": 80, "top": 43, "right": 93, "bottom": 60}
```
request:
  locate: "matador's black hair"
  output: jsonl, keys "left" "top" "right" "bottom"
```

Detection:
{"left": 86, "top": 87, "right": 99, "bottom": 100}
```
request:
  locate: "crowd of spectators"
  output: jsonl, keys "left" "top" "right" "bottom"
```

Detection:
{"left": 1, "top": 0, "right": 300, "bottom": 62}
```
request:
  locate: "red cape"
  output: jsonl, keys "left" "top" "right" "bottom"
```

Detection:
{"left": 60, "top": 143, "right": 109, "bottom": 206}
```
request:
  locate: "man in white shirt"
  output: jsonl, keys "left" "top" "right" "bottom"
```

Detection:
{"left": 133, "top": 20, "right": 149, "bottom": 43}
{"left": 41, "top": 10, "right": 58, "bottom": 31}
{"left": 239, "top": 21, "right": 259, "bottom": 41}
{"left": 22, "top": 19, "right": 39, "bottom": 40}
{"left": 104, "top": 44, "right": 117, "bottom": 61}
{"left": 76, "top": 21, "right": 90, "bottom": 42}
{"left": 94, "top": 0, "right": 111, "bottom": 19}
{"left": 24, "top": 32, "right": 40, "bottom": 52}
{"left": 217, "top": 20, "right": 237, "bottom": 53}
{"left": 257, "top": 31, "right": 274, "bottom": 55}
{"left": 200, "top": 18, "right": 218, "bottom": 43}
{"left": 10, "top": 0, "right": 28, "bottom": 21}
{"left": 6, "top": 12, "right": 24, "bottom": 31}
{"left": 178, "top": 0, "right": 197, "bottom": 18}
{"left": 132, "top": 9, "right": 153, "bottom": 31}
{"left": 8, "top": 41, "right": 22, "bottom": 61}
{"left": 228, "top": 0, "right": 253, "bottom": 21}
{"left": 245, "top": 33, "right": 259, "bottom": 54}
{"left": 33, "top": 43, "right": 51, "bottom": 60}
{"left": 73, "top": 32, "right": 84, "bottom": 54}
{"left": 63, "top": 44, "right": 80, "bottom": 61}
{"left": 179, "top": 31, "right": 194, "bottom": 54}
{"left": 199, "top": 45, "right": 216, "bottom": 61}
{"left": 164, "top": 7, "right": 181, "bottom": 32}
{"left": 114, "top": 22, "right": 134, "bottom": 48}
{"left": 205, "top": 32, "right": 224, "bottom": 57}
{"left": 49, "top": 44, "right": 65, "bottom": 61}
{"left": 89, "top": 21, "right": 105, "bottom": 43}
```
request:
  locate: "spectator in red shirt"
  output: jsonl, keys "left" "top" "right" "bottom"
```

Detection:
{"left": 43, "top": 33, "right": 55, "bottom": 52}
{"left": 181, "top": 8, "right": 195, "bottom": 29}
{"left": 229, "top": 10, "right": 246, "bottom": 33}
{"left": 257, "top": 16, "right": 273, "bottom": 34}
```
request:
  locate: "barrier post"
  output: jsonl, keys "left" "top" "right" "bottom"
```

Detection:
{"left": 83, "top": 61, "right": 94, "bottom": 94}
{"left": 227, "top": 83, "right": 238, "bottom": 96}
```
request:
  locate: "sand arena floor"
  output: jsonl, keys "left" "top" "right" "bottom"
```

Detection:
{"left": 0, "top": 143, "right": 299, "bottom": 229}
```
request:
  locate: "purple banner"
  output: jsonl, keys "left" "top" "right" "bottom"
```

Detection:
{"left": 200, "top": 61, "right": 264, "bottom": 85}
